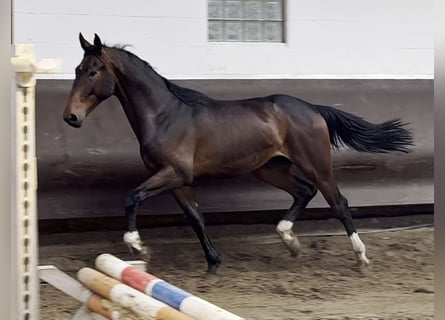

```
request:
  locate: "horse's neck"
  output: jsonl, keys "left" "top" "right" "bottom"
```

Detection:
{"left": 112, "top": 57, "right": 178, "bottom": 142}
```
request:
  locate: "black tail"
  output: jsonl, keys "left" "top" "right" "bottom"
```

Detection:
{"left": 315, "top": 105, "right": 414, "bottom": 153}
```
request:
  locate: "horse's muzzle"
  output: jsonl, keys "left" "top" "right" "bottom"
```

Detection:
{"left": 63, "top": 113, "right": 82, "bottom": 128}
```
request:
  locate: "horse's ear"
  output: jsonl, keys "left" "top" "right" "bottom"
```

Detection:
{"left": 79, "top": 33, "right": 92, "bottom": 51}
{"left": 93, "top": 33, "right": 103, "bottom": 53}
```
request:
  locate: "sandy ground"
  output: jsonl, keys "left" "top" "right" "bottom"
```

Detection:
{"left": 39, "top": 216, "right": 434, "bottom": 320}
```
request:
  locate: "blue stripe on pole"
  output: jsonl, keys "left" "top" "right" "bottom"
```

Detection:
{"left": 151, "top": 281, "right": 191, "bottom": 310}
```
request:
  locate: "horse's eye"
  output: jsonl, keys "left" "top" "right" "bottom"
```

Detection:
{"left": 88, "top": 71, "right": 97, "bottom": 77}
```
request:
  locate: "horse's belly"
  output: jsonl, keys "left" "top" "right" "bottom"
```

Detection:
{"left": 193, "top": 119, "right": 286, "bottom": 178}
{"left": 194, "top": 149, "right": 283, "bottom": 178}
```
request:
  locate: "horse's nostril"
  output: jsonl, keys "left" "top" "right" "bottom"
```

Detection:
{"left": 68, "top": 114, "right": 78, "bottom": 122}
{"left": 64, "top": 113, "right": 82, "bottom": 127}
{"left": 64, "top": 113, "right": 77, "bottom": 123}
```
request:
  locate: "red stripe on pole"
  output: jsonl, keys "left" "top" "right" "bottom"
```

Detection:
{"left": 121, "top": 266, "right": 158, "bottom": 292}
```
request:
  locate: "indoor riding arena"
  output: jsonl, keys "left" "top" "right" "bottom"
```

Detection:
{"left": 2, "top": 1, "right": 433, "bottom": 320}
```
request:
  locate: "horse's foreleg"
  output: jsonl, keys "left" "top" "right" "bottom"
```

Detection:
{"left": 173, "top": 186, "right": 222, "bottom": 274}
{"left": 123, "top": 166, "right": 185, "bottom": 256}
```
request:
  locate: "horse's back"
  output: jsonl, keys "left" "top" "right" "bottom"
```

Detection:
{"left": 191, "top": 93, "right": 323, "bottom": 144}
{"left": 195, "top": 93, "right": 314, "bottom": 117}
{"left": 189, "top": 94, "right": 325, "bottom": 177}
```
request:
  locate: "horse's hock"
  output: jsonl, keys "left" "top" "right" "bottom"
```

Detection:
{"left": 36, "top": 79, "right": 433, "bottom": 228}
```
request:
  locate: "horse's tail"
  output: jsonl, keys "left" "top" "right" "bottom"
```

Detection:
{"left": 314, "top": 105, "right": 414, "bottom": 153}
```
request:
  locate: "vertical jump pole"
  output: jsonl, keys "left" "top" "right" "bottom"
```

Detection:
{"left": 12, "top": 44, "right": 40, "bottom": 320}
{"left": 0, "top": 0, "right": 13, "bottom": 318}
{"left": 11, "top": 45, "right": 61, "bottom": 320}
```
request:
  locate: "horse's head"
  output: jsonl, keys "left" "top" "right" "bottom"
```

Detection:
{"left": 63, "top": 33, "right": 116, "bottom": 128}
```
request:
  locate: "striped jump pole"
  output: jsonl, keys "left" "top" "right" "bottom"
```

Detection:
{"left": 78, "top": 267, "right": 193, "bottom": 320}
{"left": 83, "top": 293, "right": 147, "bottom": 320}
{"left": 96, "top": 254, "right": 245, "bottom": 320}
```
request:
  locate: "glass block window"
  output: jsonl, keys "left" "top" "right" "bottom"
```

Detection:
{"left": 208, "top": 0, "right": 285, "bottom": 42}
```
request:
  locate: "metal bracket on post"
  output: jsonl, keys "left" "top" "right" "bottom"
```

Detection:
{"left": 11, "top": 44, "right": 61, "bottom": 320}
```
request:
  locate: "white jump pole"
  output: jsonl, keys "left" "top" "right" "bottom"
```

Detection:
{"left": 11, "top": 44, "right": 61, "bottom": 320}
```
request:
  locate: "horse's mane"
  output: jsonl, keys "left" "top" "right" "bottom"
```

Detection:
{"left": 107, "top": 45, "right": 213, "bottom": 107}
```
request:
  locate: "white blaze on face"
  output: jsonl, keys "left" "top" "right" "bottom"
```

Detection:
{"left": 349, "top": 232, "right": 370, "bottom": 265}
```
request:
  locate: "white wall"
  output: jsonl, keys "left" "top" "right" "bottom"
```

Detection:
{"left": 13, "top": 0, "right": 433, "bottom": 79}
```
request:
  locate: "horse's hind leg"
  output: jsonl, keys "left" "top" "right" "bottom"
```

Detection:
{"left": 254, "top": 157, "right": 317, "bottom": 257}
{"left": 172, "top": 186, "right": 222, "bottom": 274}
{"left": 316, "top": 176, "right": 370, "bottom": 265}
{"left": 287, "top": 128, "right": 370, "bottom": 266}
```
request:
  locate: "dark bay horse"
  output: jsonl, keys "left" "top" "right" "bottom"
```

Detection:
{"left": 63, "top": 33, "right": 413, "bottom": 274}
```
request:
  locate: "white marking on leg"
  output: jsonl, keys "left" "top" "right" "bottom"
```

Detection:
{"left": 276, "top": 220, "right": 301, "bottom": 256}
{"left": 123, "top": 231, "right": 146, "bottom": 254}
{"left": 349, "top": 232, "right": 370, "bottom": 265}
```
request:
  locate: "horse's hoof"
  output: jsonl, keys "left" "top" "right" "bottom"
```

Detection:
{"left": 206, "top": 265, "right": 219, "bottom": 276}
{"left": 123, "top": 231, "right": 150, "bottom": 260}
{"left": 206, "top": 259, "right": 221, "bottom": 275}
{"left": 358, "top": 252, "right": 370, "bottom": 265}
{"left": 126, "top": 244, "right": 150, "bottom": 261}
{"left": 289, "top": 250, "right": 300, "bottom": 257}
{"left": 139, "top": 246, "right": 151, "bottom": 262}
{"left": 355, "top": 253, "right": 371, "bottom": 266}
{"left": 125, "top": 243, "right": 135, "bottom": 255}
{"left": 287, "top": 238, "right": 301, "bottom": 257}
